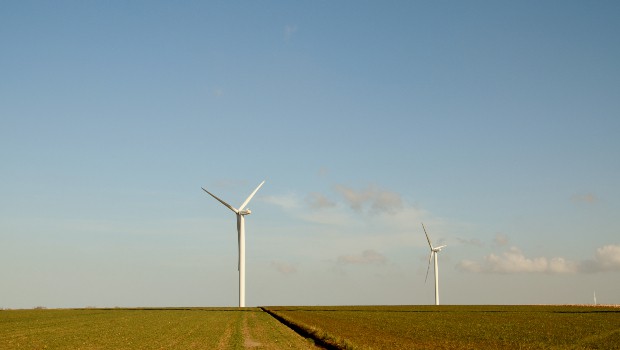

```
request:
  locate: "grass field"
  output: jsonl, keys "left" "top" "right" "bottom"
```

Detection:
{"left": 0, "top": 308, "right": 315, "bottom": 349}
{"left": 263, "top": 305, "right": 620, "bottom": 350}
{"left": 2, "top": 306, "right": 619, "bottom": 349}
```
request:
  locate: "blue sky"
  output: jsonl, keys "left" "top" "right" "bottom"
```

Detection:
{"left": 1, "top": 1, "right": 619, "bottom": 308}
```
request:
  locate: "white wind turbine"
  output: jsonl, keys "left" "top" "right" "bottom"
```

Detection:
{"left": 422, "top": 223, "right": 446, "bottom": 305}
{"left": 202, "top": 181, "right": 265, "bottom": 307}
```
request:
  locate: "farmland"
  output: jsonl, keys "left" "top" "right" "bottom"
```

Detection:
{"left": 0, "top": 308, "right": 314, "bottom": 349}
{"left": 1, "top": 305, "right": 619, "bottom": 349}
{"left": 264, "top": 305, "right": 620, "bottom": 349}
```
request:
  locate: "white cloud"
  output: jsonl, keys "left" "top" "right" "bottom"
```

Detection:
{"left": 548, "top": 257, "right": 580, "bottom": 273}
{"left": 338, "top": 249, "right": 387, "bottom": 265}
{"left": 581, "top": 244, "right": 620, "bottom": 272}
{"left": 457, "top": 246, "right": 576, "bottom": 274}
{"left": 333, "top": 184, "right": 403, "bottom": 215}
{"left": 458, "top": 244, "right": 620, "bottom": 274}
{"left": 490, "top": 247, "right": 551, "bottom": 273}
{"left": 596, "top": 245, "right": 620, "bottom": 269}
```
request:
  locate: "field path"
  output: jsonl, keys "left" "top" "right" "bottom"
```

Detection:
{"left": 242, "top": 309, "right": 318, "bottom": 349}
{"left": 242, "top": 312, "right": 263, "bottom": 348}
{"left": 215, "top": 313, "right": 236, "bottom": 350}
{"left": 0, "top": 308, "right": 318, "bottom": 349}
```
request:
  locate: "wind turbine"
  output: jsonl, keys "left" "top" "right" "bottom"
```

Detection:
{"left": 202, "top": 180, "right": 265, "bottom": 307}
{"left": 422, "top": 223, "right": 446, "bottom": 305}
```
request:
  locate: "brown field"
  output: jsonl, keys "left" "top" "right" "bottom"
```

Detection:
{"left": 263, "top": 305, "right": 620, "bottom": 350}
{"left": 2, "top": 305, "right": 619, "bottom": 349}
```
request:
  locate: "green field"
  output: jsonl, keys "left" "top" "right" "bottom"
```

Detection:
{"left": 0, "top": 308, "right": 314, "bottom": 349}
{"left": 2, "top": 306, "right": 619, "bottom": 349}
{"left": 264, "top": 305, "right": 620, "bottom": 349}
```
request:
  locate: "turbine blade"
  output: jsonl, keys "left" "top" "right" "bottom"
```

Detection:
{"left": 202, "top": 187, "right": 239, "bottom": 213}
{"left": 425, "top": 251, "right": 433, "bottom": 283}
{"left": 422, "top": 222, "right": 434, "bottom": 249}
{"left": 238, "top": 180, "right": 265, "bottom": 211}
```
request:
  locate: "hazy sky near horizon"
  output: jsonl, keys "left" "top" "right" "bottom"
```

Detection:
{"left": 1, "top": 1, "right": 619, "bottom": 308}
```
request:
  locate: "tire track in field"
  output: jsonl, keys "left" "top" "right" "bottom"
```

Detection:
{"left": 242, "top": 312, "right": 263, "bottom": 348}
{"left": 216, "top": 315, "right": 235, "bottom": 350}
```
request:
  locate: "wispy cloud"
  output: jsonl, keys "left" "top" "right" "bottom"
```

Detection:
{"left": 493, "top": 233, "right": 510, "bottom": 247}
{"left": 261, "top": 183, "right": 436, "bottom": 239}
{"left": 305, "top": 192, "right": 336, "bottom": 210}
{"left": 262, "top": 193, "right": 301, "bottom": 211}
{"left": 333, "top": 184, "right": 403, "bottom": 215}
{"left": 571, "top": 193, "right": 599, "bottom": 204}
{"left": 456, "top": 237, "right": 484, "bottom": 247}
{"left": 270, "top": 261, "right": 297, "bottom": 274}
{"left": 338, "top": 249, "right": 387, "bottom": 265}
{"left": 458, "top": 244, "right": 620, "bottom": 274}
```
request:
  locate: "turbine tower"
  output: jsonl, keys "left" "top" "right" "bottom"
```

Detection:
{"left": 202, "top": 180, "right": 265, "bottom": 307}
{"left": 422, "top": 223, "right": 446, "bottom": 305}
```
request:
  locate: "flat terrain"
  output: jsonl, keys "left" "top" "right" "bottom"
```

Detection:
{"left": 264, "top": 305, "right": 620, "bottom": 349}
{"left": 2, "top": 306, "right": 619, "bottom": 349}
{"left": 0, "top": 308, "right": 315, "bottom": 349}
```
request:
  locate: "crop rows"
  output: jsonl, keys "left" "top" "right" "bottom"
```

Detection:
{"left": 263, "top": 305, "right": 620, "bottom": 350}
{"left": 0, "top": 308, "right": 314, "bottom": 349}
{"left": 3, "top": 306, "right": 619, "bottom": 349}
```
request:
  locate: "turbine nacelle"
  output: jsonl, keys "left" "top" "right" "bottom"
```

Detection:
{"left": 239, "top": 209, "right": 252, "bottom": 215}
{"left": 433, "top": 245, "right": 447, "bottom": 252}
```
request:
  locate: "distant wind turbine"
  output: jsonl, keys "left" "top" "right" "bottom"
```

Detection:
{"left": 594, "top": 291, "right": 597, "bottom": 305}
{"left": 422, "top": 223, "right": 446, "bottom": 306}
{"left": 202, "top": 181, "right": 265, "bottom": 307}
